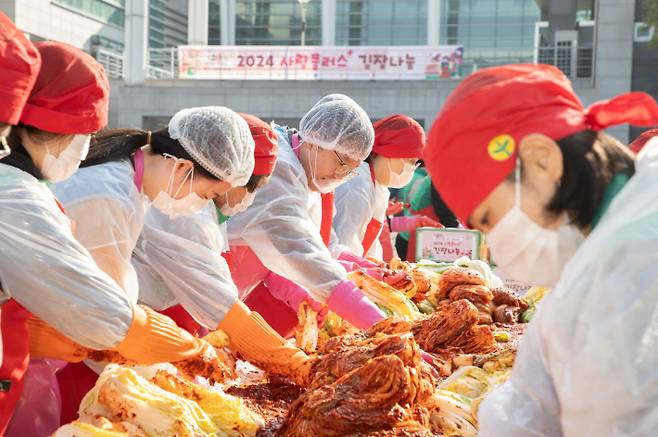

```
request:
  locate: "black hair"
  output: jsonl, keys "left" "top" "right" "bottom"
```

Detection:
{"left": 244, "top": 173, "right": 268, "bottom": 193}
{"left": 514, "top": 130, "right": 635, "bottom": 229}
{"left": 81, "top": 127, "right": 217, "bottom": 180}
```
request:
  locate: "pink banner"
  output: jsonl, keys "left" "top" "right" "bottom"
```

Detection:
{"left": 178, "top": 45, "right": 464, "bottom": 80}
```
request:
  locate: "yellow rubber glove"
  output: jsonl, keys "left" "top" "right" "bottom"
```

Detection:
{"left": 27, "top": 317, "right": 88, "bottom": 362}
{"left": 218, "top": 301, "right": 314, "bottom": 386}
{"left": 112, "top": 305, "right": 207, "bottom": 364}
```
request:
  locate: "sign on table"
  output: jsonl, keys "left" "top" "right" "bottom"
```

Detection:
{"left": 415, "top": 228, "right": 484, "bottom": 263}
{"left": 178, "top": 45, "right": 464, "bottom": 80}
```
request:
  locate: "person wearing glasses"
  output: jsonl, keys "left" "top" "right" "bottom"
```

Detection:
{"left": 332, "top": 114, "right": 441, "bottom": 261}
{"left": 226, "top": 95, "right": 386, "bottom": 336}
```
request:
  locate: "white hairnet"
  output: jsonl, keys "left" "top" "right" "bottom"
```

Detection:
{"left": 168, "top": 106, "right": 255, "bottom": 186}
{"left": 299, "top": 99, "right": 374, "bottom": 161}
{"left": 311, "top": 93, "right": 356, "bottom": 108}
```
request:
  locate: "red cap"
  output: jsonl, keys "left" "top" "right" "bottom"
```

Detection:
{"left": 21, "top": 41, "right": 109, "bottom": 134}
{"left": 425, "top": 64, "right": 658, "bottom": 224}
{"left": 629, "top": 128, "right": 658, "bottom": 154}
{"left": 372, "top": 114, "right": 425, "bottom": 159}
{"left": 239, "top": 113, "right": 278, "bottom": 175}
{"left": 0, "top": 12, "right": 41, "bottom": 125}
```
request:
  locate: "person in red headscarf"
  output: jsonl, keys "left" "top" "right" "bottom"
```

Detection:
{"left": 425, "top": 63, "right": 658, "bottom": 436}
{"left": 332, "top": 114, "right": 441, "bottom": 262}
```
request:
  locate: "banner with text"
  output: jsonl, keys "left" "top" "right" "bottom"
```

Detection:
{"left": 177, "top": 45, "right": 464, "bottom": 80}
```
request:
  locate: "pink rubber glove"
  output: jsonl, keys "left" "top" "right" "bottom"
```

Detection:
{"left": 338, "top": 251, "right": 379, "bottom": 269}
{"left": 326, "top": 280, "right": 385, "bottom": 330}
{"left": 389, "top": 215, "right": 443, "bottom": 232}
{"left": 337, "top": 259, "right": 383, "bottom": 280}
{"left": 264, "top": 272, "right": 327, "bottom": 323}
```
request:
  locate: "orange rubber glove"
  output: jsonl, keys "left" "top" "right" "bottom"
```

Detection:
{"left": 112, "top": 305, "right": 207, "bottom": 365}
{"left": 218, "top": 301, "right": 314, "bottom": 386}
{"left": 27, "top": 317, "right": 88, "bottom": 362}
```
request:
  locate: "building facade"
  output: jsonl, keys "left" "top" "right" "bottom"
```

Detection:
{"left": 1, "top": 0, "right": 650, "bottom": 142}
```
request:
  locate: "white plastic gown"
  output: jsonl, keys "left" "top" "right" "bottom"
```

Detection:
{"left": 0, "top": 164, "right": 133, "bottom": 349}
{"left": 132, "top": 203, "right": 237, "bottom": 329}
{"left": 227, "top": 124, "right": 346, "bottom": 303}
{"left": 478, "top": 139, "right": 658, "bottom": 436}
{"left": 332, "top": 162, "right": 390, "bottom": 259}
{"left": 51, "top": 160, "right": 144, "bottom": 304}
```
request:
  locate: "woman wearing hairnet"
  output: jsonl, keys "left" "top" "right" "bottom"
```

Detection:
{"left": 227, "top": 95, "right": 386, "bottom": 335}
{"left": 332, "top": 114, "right": 441, "bottom": 260}
{"left": 48, "top": 105, "right": 257, "bottom": 421}
{"left": 424, "top": 63, "right": 658, "bottom": 436}
{"left": 132, "top": 113, "right": 313, "bottom": 386}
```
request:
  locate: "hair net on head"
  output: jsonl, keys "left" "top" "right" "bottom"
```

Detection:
{"left": 168, "top": 106, "right": 255, "bottom": 186}
{"left": 311, "top": 93, "right": 356, "bottom": 108}
{"left": 299, "top": 99, "right": 374, "bottom": 161}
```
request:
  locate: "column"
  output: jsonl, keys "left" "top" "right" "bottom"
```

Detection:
{"left": 188, "top": 0, "right": 209, "bottom": 45}
{"left": 322, "top": 0, "right": 336, "bottom": 46}
{"left": 124, "top": 0, "right": 149, "bottom": 85}
{"left": 427, "top": 0, "right": 440, "bottom": 46}
{"left": 220, "top": 0, "right": 236, "bottom": 45}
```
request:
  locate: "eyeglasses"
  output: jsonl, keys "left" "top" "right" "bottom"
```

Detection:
{"left": 333, "top": 150, "right": 359, "bottom": 178}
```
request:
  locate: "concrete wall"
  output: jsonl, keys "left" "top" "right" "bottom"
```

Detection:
{"left": 3, "top": 0, "right": 123, "bottom": 50}
{"left": 109, "top": 78, "right": 459, "bottom": 130}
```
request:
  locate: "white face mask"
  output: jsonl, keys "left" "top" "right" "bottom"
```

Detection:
{"left": 308, "top": 145, "right": 349, "bottom": 193}
{"left": 386, "top": 160, "right": 416, "bottom": 188}
{"left": 486, "top": 159, "right": 585, "bottom": 287}
{"left": 41, "top": 134, "right": 91, "bottom": 182}
{"left": 220, "top": 190, "right": 256, "bottom": 216}
{"left": 151, "top": 156, "right": 209, "bottom": 218}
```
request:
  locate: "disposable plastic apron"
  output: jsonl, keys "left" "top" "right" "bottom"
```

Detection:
{"left": 58, "top": 151, "right": 146, "bottom": 424}
{"left": 244, "top": 133, "right": 334, "bottom": 337}
{"left": 1, "top": 186, "right": 70, "bottom": 434}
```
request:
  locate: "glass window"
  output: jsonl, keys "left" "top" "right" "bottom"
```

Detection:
{"left": 440, "top": 0, "right": 540, "bottom": 70}
{"left": 235, "top": 0, "right": 322, "bottom": 45}
{"left": 53, "top": 0, "right": 125, "bottom": 27}
{"left": 209, "top": 0, "right": 222, "bottom": 45}
{"left": 335, "top": 0, "right": 427, "bottom": 46}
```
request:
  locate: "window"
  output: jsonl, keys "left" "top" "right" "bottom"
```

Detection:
{"left": 440, "top": 0, "right": 540, "bottom": 70}
{"left": 235, "top": 0, "right": 322, "bottom": 46}
{"left": 209, "top": 0, "right": 222, "bottom": 45}
{"left": 53, "top": 0, "right": 125, "bottom": 27}
{"left": 634, "top": 22, "right": 655, "bottom": 43}
{"left": 335, "top": 0, "right": 427, "bottom": 46}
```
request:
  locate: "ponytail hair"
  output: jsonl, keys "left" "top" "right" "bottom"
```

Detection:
{"left": 82, "top": 127, "right": 217, "bottom": 180}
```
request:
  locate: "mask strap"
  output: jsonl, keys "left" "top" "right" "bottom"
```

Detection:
{"left": 515, "top": 155, "right": 521, "bottom": 207}
{"left": 0, "top": 136, "right": 10, "bottom": 159}
{"left": 173, "top": 166, "right": 194, "bottom": 198}
{"left": 162, "top": 154, "right": 177, "bottom": 196}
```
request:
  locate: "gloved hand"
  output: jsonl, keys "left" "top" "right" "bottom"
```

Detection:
{"left": 389, "top": 215, "right": 443, "bottom": 232}
{"left": 337, "top": 259, "right": 384, "bottom": 280}
{"left": 112, "top": 305, "right": 207, "bottom": 364}
{"left": 218, "top": 301, "right": 314, "bottom": 386}
{"left": 386, "top": 200, "right": 406, "bottom": 216}
{"left": 338, "top": 251, "right": 384, "bottom": 280}
{"left": 338, "top": 251, "right": 379, "bottom": 268}
{"left": 326, "top": 280, "right": 385, "bottom": 330}
{"left": 264, "top": 271, "right": 327, "bottom": 324}
{"left": 27, "top": 317, "right": 89, "bottom": 362}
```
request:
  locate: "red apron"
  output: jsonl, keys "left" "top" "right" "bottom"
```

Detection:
{"left": 360, "top": 162, "right": 384, "bottom": 256}
{"left": 405, "top": 204, "right": 440, "bottom": 262}
{"left": 0, "top": 300, "right": 31, "bottom": 434}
